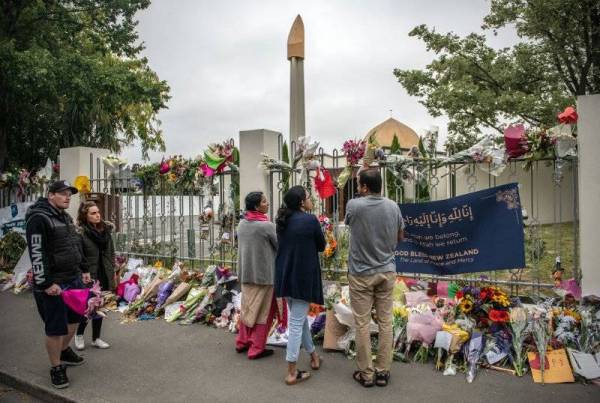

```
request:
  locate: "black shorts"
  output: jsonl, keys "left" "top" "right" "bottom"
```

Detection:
{"left": 34, "top": 278, "right": 86, "bottom": 336}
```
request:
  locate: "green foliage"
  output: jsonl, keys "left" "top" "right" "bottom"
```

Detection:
{"left": 0, "top": 1, "right": 170, "bottom": 171}
{"left": 393, "top": 0, "right": 596, "bottom": 153}
{"left": 483, "top": 0, "right": 600, "bottom": 96}
{"left": 0, "top": 231, "right": 27, "bottom": 271}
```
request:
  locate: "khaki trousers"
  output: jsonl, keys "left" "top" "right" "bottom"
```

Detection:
{"left": 348, "top": 271, "right": 396, "bottom": 380}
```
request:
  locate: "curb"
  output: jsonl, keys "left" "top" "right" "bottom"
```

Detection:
{"left": 0, "top": 369, "right": 77, "bottom": 403}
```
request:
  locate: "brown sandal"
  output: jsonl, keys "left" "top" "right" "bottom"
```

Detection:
{"left": 285, "top": 370, "right": 311, "bottom": 385}
{"left": 353, "top": 371, "right": 374, "bottom": 388}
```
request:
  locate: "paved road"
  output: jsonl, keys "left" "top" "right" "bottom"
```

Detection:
{"left": 0, "top": 292, "right": 597, "bottom": 403}
{"left": 0, "top": 382, "right": 43, "bottom": 403}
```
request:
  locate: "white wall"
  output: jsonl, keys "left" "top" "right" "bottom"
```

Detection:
{"left": 577, "top": 94, "right": 600, "bottom": 296}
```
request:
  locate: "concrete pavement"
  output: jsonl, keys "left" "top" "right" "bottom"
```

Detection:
{"left": 0, "top": 292, "right": 597, "bottom": 403}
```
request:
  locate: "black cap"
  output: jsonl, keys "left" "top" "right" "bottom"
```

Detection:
{"left": 48, "top": 180, "right": 78, "bottom": 195}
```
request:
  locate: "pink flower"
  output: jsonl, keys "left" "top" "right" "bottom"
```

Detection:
{"left": 159, "top": 159, "right": 170, "bottom": 175}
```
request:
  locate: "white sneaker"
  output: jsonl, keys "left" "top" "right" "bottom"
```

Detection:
{"left": 91, "top": 338, "right": 110, "bottom": 349}
{"left": 74, "top": 335, "right": 85, "bottom": 351}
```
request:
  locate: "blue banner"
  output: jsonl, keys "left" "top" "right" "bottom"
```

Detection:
{"left": 396, "top": 183, "right": 525, "bottom": 275}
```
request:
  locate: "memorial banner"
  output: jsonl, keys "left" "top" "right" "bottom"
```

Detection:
{"left": 396, "top": 183, "right": 525, "bottom": 275}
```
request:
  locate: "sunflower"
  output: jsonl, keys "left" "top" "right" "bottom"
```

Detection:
{"left": 459, "top": 297, "right": 474, "bottom": 314}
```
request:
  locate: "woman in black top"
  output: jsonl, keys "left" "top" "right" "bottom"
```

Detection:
{"left": 274, "top": 186, "right": 325, "bottom": 385}
{"left": 74, "top": 201, "right": 115, "bottom": 350}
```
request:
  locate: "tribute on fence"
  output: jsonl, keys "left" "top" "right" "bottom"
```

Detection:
{"left": 396, "top": 183, "right": 525, "bottom": 275}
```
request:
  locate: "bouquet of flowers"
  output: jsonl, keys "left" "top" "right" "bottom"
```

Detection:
{"left": 323, "top": 283, "right": 341, "bottom": 311}
{"left": 319, "top": 215, "right": 337, "bottom": 268}
{"left": 392, "top": 303, "right": 409, "bottom": 362}
{"left": 508, "top": 307, "right": 530, "bottom": 376}
{"left": 61, "top": 281, "right": 106, "bottom": 320}
{"left": 407, "top": 304, "right": 443, "bottom": 363}
{"left": 444, "top": 135, "right": 507, "bottom": 176}
{"left": 455, "top": 285, "right": 510, "bottom": 329}
{"left": 552, "top": 307, "right": 581, "bottom": 349}
{"left": 578, "top": 305, "right": 600, "bottom": 353}
{"left": 259, "top": 153, "right": 294, "bottom": 172}
{"left": 530, "top": 305, "right": 553, "bottom": 384}
{"left": 337, "top": 139, "right": 366, "bottom": 189}
{"left": 165, "top": 286, "right": 209, "bottom": 323}
{"left": 103, "top": 155, "right": 127, "bottom": 175}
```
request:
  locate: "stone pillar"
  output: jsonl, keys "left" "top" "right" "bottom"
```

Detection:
{"left": 239, "top": 129, "right": 281, "bottom": 219}
{"left": 577, "top": 94, "right": 600, "bottom": 296}
{"left": 59, "top": 146, "right": 111, "bottom": 219}
{"left": 288, "top": 15, "right": 305, "bottom": 145}
{"left": 289, "top": 57, "right": 305, "bottom": 144}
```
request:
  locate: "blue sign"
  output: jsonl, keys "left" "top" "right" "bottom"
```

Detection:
{"left": 396, "top": 183, "right": 525, "bottom": 275}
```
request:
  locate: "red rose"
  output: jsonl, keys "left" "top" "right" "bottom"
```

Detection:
{"left": 456, "top": 291, "right": 464, "bottom": 300}
{"left": 479, "top": 291, "right": 488, "bottom": 301}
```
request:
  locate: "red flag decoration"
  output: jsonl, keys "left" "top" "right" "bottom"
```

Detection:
{"left": 558, "top": 106, "right": 578, "bottom": 124}
{"left": 313, "top": 167, "right": 336, "bottom": 199}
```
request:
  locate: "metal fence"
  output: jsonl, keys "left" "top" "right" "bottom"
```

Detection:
{"left": 2, "top": 138, "right": 578, "bottom": 297}
{"left": 87, "top": 151, "right": 240, "bottom": 271}
{"left": 267, "top": 138, "right": 579, "bottom": 297}
{"left": 0, "top": 184, "right": 49, "bottom": 208}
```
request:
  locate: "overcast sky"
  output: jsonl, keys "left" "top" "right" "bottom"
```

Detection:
{"left": 122, "top": 0, "right": 518, "bottom": 163}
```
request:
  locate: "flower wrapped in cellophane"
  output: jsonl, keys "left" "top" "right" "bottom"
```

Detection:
{"left": 508, "top": 307, "right": 530, "bottom": 376}
{"left": 337, "top": 139, "right": 366, "bottom": 189}
{"left": 407, "top": 304, "right": 443, "bottom": 363}
{"left": 529, "top": 304, "right": 553, "bottom": 384}
{"left": 392, "top": 303, "right": 409, "bottom": 362}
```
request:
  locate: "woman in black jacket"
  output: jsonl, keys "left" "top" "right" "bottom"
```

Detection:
{"left": 274, "top": 186, "right": 325, "bottom": 385}
{"left": 74, "top": 201, "right": 116, "bottom": 350}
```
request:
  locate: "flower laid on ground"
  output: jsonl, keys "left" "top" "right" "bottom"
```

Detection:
{"left": 530, "top": 306, "right": 553, "bottom": 384}
{"left": 392, "top": 302, "right": 410, "bottom": 362}
{"left": 508, "top": 307, "right": 530, "bottom": 377}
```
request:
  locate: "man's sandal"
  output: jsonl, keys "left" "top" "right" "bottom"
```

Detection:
{"left": 353, "top": 371, "right": 374, "bottom": 388}
{"left": 375, "top": 371, "right": 390, "bottom": 387}
{"left": 285, "top": 370, "right": 311, "bottom": 385}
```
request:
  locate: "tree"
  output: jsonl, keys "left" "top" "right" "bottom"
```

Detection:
{"left": 0, "top": 1, "right": 170, "bottom": 171}
{"left": 394, "top": 0, "right": 599, "bottom": 153}
{"left": 386, "top": 134, "right": 403, "bottom": 201}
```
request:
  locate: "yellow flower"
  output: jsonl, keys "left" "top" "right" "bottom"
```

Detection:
{"left": 563, "top": 309, "right": 581, "bottom": 322}
{"left": 393, "top": 304, "right": 408, "bottom": 318}
{"left": 459, "top": 297, "right": 474, "bottom": 314}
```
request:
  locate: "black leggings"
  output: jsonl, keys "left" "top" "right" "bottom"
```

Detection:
{"left": 76, "top": 317, "right": 102, "bottom": 340}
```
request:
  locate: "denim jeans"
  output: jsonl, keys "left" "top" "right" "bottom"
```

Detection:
{"left": 285, "top": 297, "right": 315, "bottom": 362}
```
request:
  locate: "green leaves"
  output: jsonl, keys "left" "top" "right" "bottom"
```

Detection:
{"left": 394, "top": 0, "right": 590, "bottom": 153}
{"left": 0, "top": 1, "right": 169, "bottom": 170}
